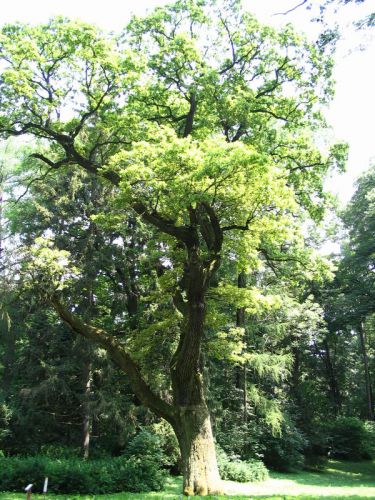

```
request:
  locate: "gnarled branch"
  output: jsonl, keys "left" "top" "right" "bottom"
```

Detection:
{"left": 51, "top": 296, "right": 175, "bottom": 423}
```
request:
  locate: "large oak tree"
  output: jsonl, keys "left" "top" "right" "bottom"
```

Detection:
{"left": 0, "top": 0, "right": 346, "bottom": 494}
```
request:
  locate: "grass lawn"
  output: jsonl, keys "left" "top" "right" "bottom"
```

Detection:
{"left": 1, "top": 460, "right": 375, "bottom": 499}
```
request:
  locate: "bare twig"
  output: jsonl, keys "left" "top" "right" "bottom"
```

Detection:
{"left": 273, "top": 0, "right": 309, "bottom": 16}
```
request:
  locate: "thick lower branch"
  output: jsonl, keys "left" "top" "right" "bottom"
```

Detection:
{"left": 183, "top": 93, "right": 196, "bottom": 138}
{"left": 51, "top": 296, "right": 175, "bottom": 423}
{"left": 133, "top": 202, "right": 195, "bottom": 244}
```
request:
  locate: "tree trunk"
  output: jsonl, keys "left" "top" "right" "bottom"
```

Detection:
{"left": 358, "top": 320, "right": 374, "bottom": 421}
{"left": 170, "top": 301, "right": 223, "bottom": 495}
{"left": 82, "top": 361, "right": 92, "bottom": 459}
{"left": 243, "top": 364, "right": 247, "bottom": 425}
{"left": 168, "top": 236, "right": 223, "bottom": 495}
{"left": 2, "top": 328, "right": 15, "bottom": 394}
{"left": 174, "top": 404, "right": 223, "bottom": 496}
{"left": 323, "top": 338, "right": 342, "bottom": 415}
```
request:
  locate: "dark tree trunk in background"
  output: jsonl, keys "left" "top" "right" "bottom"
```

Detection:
{"left": 358, "top": 321, "right": 374, "bottom": 421}
{"left": 323, "top": 339, "right": 342, "bottom": 415}
{"left": 2, "top": 330, "right": 16, "bottom": 394}
{"left": 82, "top": 361, "right": 92, "bottom": 459}
{"left": 1, "top": 158, "right": 15, "bottom": 391}
{"left": 0, "top": 156, "right": 3, "bottom": 265}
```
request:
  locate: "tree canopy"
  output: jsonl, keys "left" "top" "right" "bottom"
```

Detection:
{"left": 0, "top": 0, "right": 355, "bottom": 496}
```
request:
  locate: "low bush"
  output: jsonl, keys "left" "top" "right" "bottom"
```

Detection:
{"left": 304, "top": 453, "right": 328, "bottom": 471}
{"left": 363, "top": 420, "right": 375, "bottom": 459}
{"left": 328, "top": 416, "right": 375, "bottom": 460}
{"left": 219, "top": 459, "right": 269, "bottom": 482}
{"left": 303, "top": 423, "right": 330, "bottom": 471}
{"left": 123, "top": 429, "right": 168, "bottom": 466}
{"left": 0, "top": 455, "right": 167, "bottom": 494}
{"left": 262, "top": 419, "right": 306, "bottom": 472}
{"left": 39, "top": 444, "right": 79, "bottom": 459}
{"left": 0, "top": 456, "right": 44, "bottom": 492}
{"left": 0, "top": 403, "right": 11, "bottom": 442}
{"left": 217, "top": 446, "right": 268, "bottom": 482}
{"left": 215, "top": 415, "right": 265, "bottom": 463}
{"left": 146, "top": 422, "right": 180, "bottom": 471}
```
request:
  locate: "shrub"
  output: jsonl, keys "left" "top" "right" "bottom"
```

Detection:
{"left": 123, "top": 429, "right": 167, "bottom": 466}
{"left": 303, "top": 453, "right": 328, "bottom": 471}
{"left": 216, "top": 446, "right": 268, "bottom": 483}
{"left": 215, "top": 415, "right": 265, "bottom": 462}
{"left": 302, "top": 423, "right": 329, "bottom": 471}
{"left": 219, "top": 459, "right": 269, "bottom": 482}
{"left": 328, "top": 416, "right": 372, "bottom": 460}
{"left": 262, "top": 419, "right": 306, "bottom": 472}
{"left": 0, "top": 456, "right": 46, "bottom": 492}
{"left": 0, "top": 402, "right": 11, "bottom": 442}
{"left": 0, "top": 455, "right": 167, "bottom": 494}
{"left": 147, "top": 421, "right": 180, "bottom": 470}
{"left": 40, "top": 444, "right": 79, "bottom": 459}
{"left": 363, "top": 420, "right": 375, "bottom": 459}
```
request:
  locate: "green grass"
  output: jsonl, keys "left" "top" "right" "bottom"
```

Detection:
{"left": 1, "top": 460, "right": 375, "bottom": 499}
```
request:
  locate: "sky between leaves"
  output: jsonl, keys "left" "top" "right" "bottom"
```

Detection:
{"left": 1, "top": 0, "right": 374, "bottom": 205}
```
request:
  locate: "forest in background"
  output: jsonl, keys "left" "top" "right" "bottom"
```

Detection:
{"left": 0, "top": 0, "right": 374, "bottom": 496}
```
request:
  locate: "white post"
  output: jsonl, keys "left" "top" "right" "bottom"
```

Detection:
{"left": 43, "top": 477, "right": 49, "bottom": 494}
{"left": 25, "top": 483, "right": 33, "bottom": 500}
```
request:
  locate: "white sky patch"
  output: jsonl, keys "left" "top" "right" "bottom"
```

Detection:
{"left": 1, "top": 0, "right": 374, "bottom": 206}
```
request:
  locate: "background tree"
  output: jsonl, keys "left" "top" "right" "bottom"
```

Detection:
{"left": 336, "top": 165, "right": 375, "bottom": 420}
{"left": 1, "top": 161, "right": 155, "bottom": 458}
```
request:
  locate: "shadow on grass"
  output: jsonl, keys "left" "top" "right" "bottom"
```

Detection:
{"left": 148, "top": 466, "right": 375, "bottom": 499}
{"left": 269, "top": 460, "right": 375, "bottom": 489}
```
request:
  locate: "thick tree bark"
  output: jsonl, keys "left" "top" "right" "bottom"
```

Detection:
{"left": 168, "top": 232, "right": 223, "bottom": 495}
{"left": 174, "top": 404, "right": 223, "bottom": 496}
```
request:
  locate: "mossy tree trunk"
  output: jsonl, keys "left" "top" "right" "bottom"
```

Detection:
{"left": 174, "top": 404, "right": 222, "bottom": 496}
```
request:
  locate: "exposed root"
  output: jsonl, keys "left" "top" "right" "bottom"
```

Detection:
{"left": 183, "top": 480, "right": 225, "bottom": 496}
